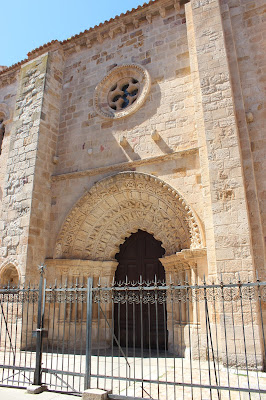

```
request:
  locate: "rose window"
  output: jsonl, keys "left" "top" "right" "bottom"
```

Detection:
{"left": 108, "top": 78, "right": 140, "bottom": 111}
{"left": 94, "top": 64, "right": 151, "bottom": 120}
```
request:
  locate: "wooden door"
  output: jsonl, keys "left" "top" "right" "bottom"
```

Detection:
{"left": 114, "top": 230, "right": 167, "bottom": 349}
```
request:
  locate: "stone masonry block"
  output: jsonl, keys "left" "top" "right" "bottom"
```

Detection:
{"left": 82, "top": 388, "right": 109, "bottom": 400}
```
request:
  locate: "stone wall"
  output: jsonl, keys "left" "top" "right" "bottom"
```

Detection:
{"left": 222, "top": 0, "right": 266, "bottom": 277}
{"left": 0, "top": 51, "right": 64, "bottom": 281}
{"left": 55, "top": 4, "right": 195, "bottom": 177}
{"left": 0, "top": 73, "right": 19, "bottom": 218}
{"left": 0, "top": 55, "right": 49, "bottom": 279}
{"left": 49, "top": 2, "right": 205, "bottom": 258}
{"left": 185, "top": 0, "right": 255, "bottom": 280}
{"left": 25, "top": 50, "right": 64, "bottom": 280}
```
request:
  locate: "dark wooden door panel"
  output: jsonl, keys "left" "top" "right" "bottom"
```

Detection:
{"left": 114, "top": 230, "right": 167, "bottom": 349}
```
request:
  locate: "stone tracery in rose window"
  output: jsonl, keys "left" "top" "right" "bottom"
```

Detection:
{"left": 93, "top": 64, "right": 151, "bottom": 120}
{"left": 108, "top": 78, "right": 140, "bottom": 111}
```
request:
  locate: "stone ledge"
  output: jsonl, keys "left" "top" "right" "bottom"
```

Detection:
{"left": 51, "top": 147, "right": 199, "bottom": 182}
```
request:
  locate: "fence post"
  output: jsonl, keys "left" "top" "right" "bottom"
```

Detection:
{"left": 33, "top": 265, "right": 46, "bottom": 386}
{"left": 85, "top": 277, "right": 93, "bottom": 390}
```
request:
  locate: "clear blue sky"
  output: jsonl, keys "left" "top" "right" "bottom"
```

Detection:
{"left": 2, "top": 0, "right": 147, "bottom": 68}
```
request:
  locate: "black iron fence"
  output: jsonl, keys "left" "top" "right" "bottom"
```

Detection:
{"left": 0, "top": 271, "right": 266, "bottom": 399}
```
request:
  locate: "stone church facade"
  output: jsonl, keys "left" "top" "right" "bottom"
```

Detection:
{"left": 0, "top": 0, "right": 265, "bottom": 291}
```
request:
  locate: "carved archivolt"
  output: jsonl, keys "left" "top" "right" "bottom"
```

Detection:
{"left": 55, "top": 172, "right": 204, "bottom": 260}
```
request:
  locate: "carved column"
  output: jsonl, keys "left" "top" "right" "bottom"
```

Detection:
{"left": 44, "top": 258, "right": 118, "bottom": 350}
{"left": 160, "top": 249, "right": 207, "bottom": 356}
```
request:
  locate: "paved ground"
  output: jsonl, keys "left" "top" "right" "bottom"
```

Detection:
{"left": 1, "top": 351, "right": 266, "bottom": 399}
{"left": 0, "top": 387, "right": 81, "bottom": 399}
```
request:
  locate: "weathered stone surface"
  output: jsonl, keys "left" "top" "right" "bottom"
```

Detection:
{"left": 82, "top": 389, "right": 108, "bottom": 400}
{"left": 27, "top": 385, "right": 47, "bottom": 394}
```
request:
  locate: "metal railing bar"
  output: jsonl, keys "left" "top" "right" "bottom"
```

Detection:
{"left": 163, "top": 295, "right": 168, "bottom": 400}
{"left": 111, "top": 290, "right": 114, "bottom": 395}
{"left": 0, "top": 364, "right": 35, "bottom": 371}
{"left": 89, "top": 374, "right": 266, "bottom": 393}
{"left": 133, "top": 298, "right": 136, "bottom": 398}
{"left": 154, "top": 277, "right": 159, "bottom": 400}
{"left": 178, "top": 284, "right": 184, "bottom": 400}
{"left": 60, "top": 278, "right": 68, "bottom": 391}
{"left": 0, "top": 369, "right": 31, "bottom": 384}
{"left": 205, "top": 290, "right": 220, "bottom": 400}
{"left": 220, "top": 277, "right": 231, "bottom": 400}
{"left": 248, "top": 283, "right": 262, "bottom": 399}
{"left": 125, "top": 281, "right": 128, "bottom": 396}
{"left": 4, "top": 280, "right": 266, "bottom": 296}
{"left": 88, "top": 281, "right": 266, "bottom": 291}
{"left": 148, "top": 300, "right": 152, "bottom": 398}
{"left": 186, "top": 278, "right": 194, "bottom": 400}
{"left": 0, "top": 301, "right": 16, "bottom": 358}
{"left": 229, "top": 281, "right": 241, "bottom": 400}
{"left": 18, "top": 283, "right": 25, "bottom": 386}
{"left": 50, "top": 281, "right": 57, "bottom": 389}
{"left": 42, "top": 368, "right": 85, "bottom": 377}
{"left": 47, "top": 372, "right": 77, "bottom": 392}
{"left": 239, "top": 279, "right": 251, "bottom": 400}
{"left": 195, "top": 281, "right": 203, "bottom": 400}
{"left": 99, "top": 304, "right": 131, "bottom": 370}
{"left": 79, "top": 281, "right": 85, "bottom": 393}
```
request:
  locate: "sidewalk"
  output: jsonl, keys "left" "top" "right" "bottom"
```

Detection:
{"left": 0, "top": 387, "right": 81, "bottom": 399}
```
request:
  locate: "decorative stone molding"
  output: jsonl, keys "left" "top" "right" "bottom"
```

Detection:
{"left": 51, "top": 148, "right": 199, "bottom": 182}
{"left": 55, "top": 172, "right": 204, "bottom": 261}
{"left": 160, "top": 248, "right": 207, "bottom": 284}
{"left": 160, "top": 248, "right": 207, "bottom": 270}
{"left": 93, "top": 64, "right": 151, "bottom": 120}
{"left": 45, "top": 259, "right": 118, "bottom": 282}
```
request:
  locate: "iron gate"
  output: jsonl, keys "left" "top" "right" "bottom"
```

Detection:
{"left": 1, "top": 268, "right": 266, "bottom": 399}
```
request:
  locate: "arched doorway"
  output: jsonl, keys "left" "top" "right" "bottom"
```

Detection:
{"left": 114, "top": 230, "right": 167, "bottom": 349}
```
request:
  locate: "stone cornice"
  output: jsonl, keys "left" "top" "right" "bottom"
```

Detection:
{"left": 51, "top": 147, "right": 199, "bottom": 182}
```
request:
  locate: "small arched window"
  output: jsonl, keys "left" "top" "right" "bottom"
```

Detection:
{"left": 0, "top": 118, "right": 5, "bottom": 155}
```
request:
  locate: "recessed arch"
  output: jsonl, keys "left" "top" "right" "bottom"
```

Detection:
{"left": 55, "top": 172, "right": 204, "bottom": 261}
{"left": 0, "top": 260, "right": 20, "bottom": 286}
